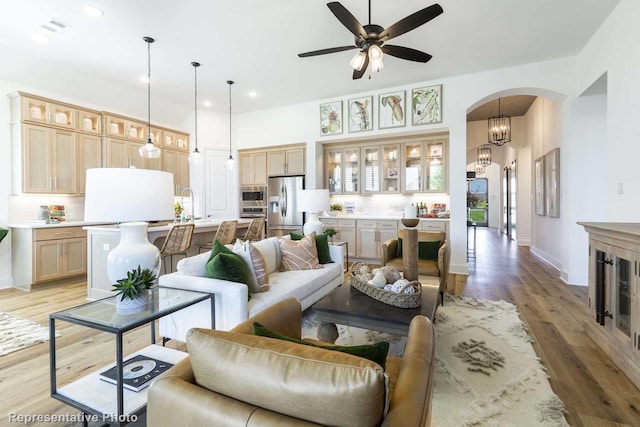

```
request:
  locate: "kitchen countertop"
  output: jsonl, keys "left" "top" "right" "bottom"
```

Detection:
{"left": 84, "top": 218, "right": 253, "bottom": 232}
{"left": 9, "top": 221, "right": 113, "bottom": 229}
{"left": 319, "top": 214, "right": 449, "bottom": 221}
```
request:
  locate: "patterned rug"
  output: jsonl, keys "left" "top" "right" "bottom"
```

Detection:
{"left": 302, "top": 294, "right": 569, "bottom": 427}
{"left": 0, "top": 312, "right": 56, "bottom": 356}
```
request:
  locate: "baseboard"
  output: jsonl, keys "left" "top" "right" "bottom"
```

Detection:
{"left": 516, "top": 239, "right": 531, "bottom": 246}
{"left": 560, "top": 270, "right": 588, "bottom": 286}
{"left": 530, "top": 246, "right": 562, "bottom": 271}
{"left": 450, "top": 262, "right": 469, "bottom": 276}
{"left": 0, "top": 275, "right": 14, "bottom": 289}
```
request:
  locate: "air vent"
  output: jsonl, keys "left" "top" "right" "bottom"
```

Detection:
{"left": 41, "top": 19, "right": 69, "bottom": 33}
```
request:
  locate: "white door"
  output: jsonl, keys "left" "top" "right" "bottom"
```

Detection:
{"left": 205, "top": 149, "right": 236, "bottom": 219}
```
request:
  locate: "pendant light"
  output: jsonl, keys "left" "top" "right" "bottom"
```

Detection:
{"left": 477, "top": 146, "right": 492, "bottom": 166}
{"left": 225, "top": 80, "right": 236, "bottom": 170}
{"left": 487, "top": 98, "right": 511, "bottom": 146}
{"left": 189, "top": 61, "right": 204, "bottom": 165}
{"left": 139, "top": 36, "right": 161, "bottom": 159}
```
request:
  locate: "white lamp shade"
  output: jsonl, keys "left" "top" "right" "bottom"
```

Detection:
{"left": 84, "top": 168, "right": 174, "bottom": 222}
{"left": 297, "top": 189, "right": 330, "bottom": 213}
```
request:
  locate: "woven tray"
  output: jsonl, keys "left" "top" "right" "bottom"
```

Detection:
{"left": 349, "top": 263, "right": 422, "bottom": 309}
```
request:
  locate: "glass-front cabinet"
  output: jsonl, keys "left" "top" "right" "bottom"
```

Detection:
{"left": 404, "top": 143, "right": 423, "bottom": 192}
{"left": 326, "top": 148, "right": 359, "bottom": 194}
{"left": 403, "top": 138, "right": 447, "bottom": 193}
{"left": 381, "top": 144, "right": 400, "bottom": 193}
{"left": 326, "top": 149, "right": 342, "bottom": 194}
{"left": 362, "top": 147, "right": 380, "bottom": 193}
{"left": 343, "top": 148, "right": 359, "bottom": 194}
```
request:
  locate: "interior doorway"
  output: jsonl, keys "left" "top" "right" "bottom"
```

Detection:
{"left": 503, "top": 161, "right": 516, "bottom": 240}
{"left": 467, "top": 178, "right": 488, "bottom": 227}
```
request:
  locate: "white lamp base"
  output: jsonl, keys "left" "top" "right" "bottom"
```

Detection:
{"left": 303, "top": 212, "right": 324, "bottom": 236}
{"left": 107, "top": 222, "right": 161, "bottom": 284}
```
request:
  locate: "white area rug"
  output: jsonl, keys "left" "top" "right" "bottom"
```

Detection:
{"left": 0, "top": 312, "right": 56, "bottom": 356}
{"left": 302, "top": 294, "right": 569, "bottom": 427}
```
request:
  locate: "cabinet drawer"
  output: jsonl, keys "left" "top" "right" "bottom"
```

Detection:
{"left": 337, "top": 219, "right": 356, "bottom": 227}
{"left": 420, "top": 221, "right": 446, "bottom": 232}
{"left": 34, "top": 226, "right": 85, "bottom": 241}
{"left": 320, "top": 219, "right": 338, "bottom": 227}
{"left": 376, "top": 220, "right": 398, "bottom": 229}
{"left": 357, "top": 220, "right": 377, "bottom": 228}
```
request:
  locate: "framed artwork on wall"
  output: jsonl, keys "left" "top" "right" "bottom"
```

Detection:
{"left": 534, "top": 157, "right": 545, "bottom": 216}
{"left": 411, "top": 84, "right": 442, "bottom": 126}
{"left": 378, "top": 90, "right": 406, "bottom": 129}
{"left": 348, "top": 96, "right": 373, "bottom": 133}
{"left": 544, "top": 148, "right": 560, "bottom": 218}
{"left": 320, "top": 101, "right": 343, "bottom": 136}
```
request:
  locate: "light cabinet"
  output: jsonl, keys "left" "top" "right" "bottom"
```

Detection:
{"left": 362, "top": 144, "right": 401, "bottom": 194}
{"left": 355, "top": 220, "right": 397, "bottom": 260}
{"left": 104, "top": 137, "right": 145, "bottom": 169}
{"left": 104, "top": 114, "right": 148, "bottom": 142}
{"left": 164, "top": 149, "right": 190, "bottom": 195}
{"left": 403, "top": 138, "right": 447, "bottom": 193}
{"left": 77, "top": 133, "right": 102, "bottom": 194}
{"left": 77, "top": 109, "right": 102, "bottom": 134}
{"left": 321, "top": 219, "right": 356, "bottom": 258}
{"left": 325, "top": 148, "right": 359, "bottom": 194}
{"left": 267, "top": 147, "right": 305, "bottom": 176}
{"left": 239, "top": 152, "right": 268, "bottom": 185}
{"left": 163, "top": 130, "right": 189, "bottom": 152}
{"left": 22, "top": 124, "right": 77, "bottom": 194}
{"left": 20, "top": 95, "right": 77, "bottom": 129}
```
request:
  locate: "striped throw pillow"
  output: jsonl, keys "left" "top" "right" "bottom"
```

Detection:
{"left": 279, "top": 234, "right": 321, "bottom": 271}
{"left": 249, "top": 243, "right": 270, "bottom": 291}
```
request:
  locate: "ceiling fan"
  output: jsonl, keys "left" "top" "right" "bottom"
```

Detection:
{"left": 298, "top": 1, "right": 443, "bottom": 79}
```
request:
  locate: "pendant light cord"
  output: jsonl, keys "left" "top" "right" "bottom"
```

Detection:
{"left": 227, "top": 80, "right": 234, "bottom": 159}
{"left": 193, "top": 62, "right": 199, "bottom": 152}
{"left": 143, "top": 36, "right": 154, "bottom": 144}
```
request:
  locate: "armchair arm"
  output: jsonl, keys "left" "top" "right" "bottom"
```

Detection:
{"left": 437, "top": 240, "right": 449, "bottom": 293}
{"left": 231, "top": 297, "right": 303, "bottom": 340}
{"left": 381, "top": 238, "right": 398, "bottom": 265}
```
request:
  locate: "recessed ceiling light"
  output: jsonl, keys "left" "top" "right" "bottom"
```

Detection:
{"left": 32, "top": 34, "right": 50, "bottom": 44}
{"left": 248, "top": 91, "right": 258, "bottom": 98}
{"left": 85, "top": 6, "right": 104, "bottom": 18}
{"left": 203, "top": 100, "right": 212, "bottom": 107}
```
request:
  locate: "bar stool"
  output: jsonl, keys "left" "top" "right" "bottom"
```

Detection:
{"left": 198, "top": 220, "right": 238, "bottom": 254}
{"left": 159, "top": 223, "right": 195, "bottom": 274}
{"left": 242, "top": 218, "right": 265, "bottom": 241}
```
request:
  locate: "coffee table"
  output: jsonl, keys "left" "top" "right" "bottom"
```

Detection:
{"left": 312, "top": 277, "right": 440, "bottom": 340}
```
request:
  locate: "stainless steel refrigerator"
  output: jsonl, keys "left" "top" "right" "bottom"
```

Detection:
{"left": 267, "top": 175, "right": 304, "bottom": 237}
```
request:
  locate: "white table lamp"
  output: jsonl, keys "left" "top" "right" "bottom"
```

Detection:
{"left": 297, "top": 189, "right": 330, "bottom": 236}
{"left": 84, "top": 168, "right": 175, "bottom": 283}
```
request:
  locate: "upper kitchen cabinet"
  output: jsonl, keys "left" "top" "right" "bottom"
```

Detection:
{"left": 77, "top": 109, "right": 102, "bottom": 135}
{"left": 267, "top": 146, "right": 305, "bottom": 176}
{"left": 325, "top": 147, "right": 359, "bottom": 195}
{"left": 164, "top": 149, "right": 190, "bottom": 195}
{"left": 381, "top": 144, "right": 401, "bottom": 193}
{"left": 18, "top": 94, "right": 77, "bottom": 130}
{"left": 163, "top": 130, "right": 189, "bottom": 152}
{"left": 104, "top": 114, "right": 148, "bottom": 142}
{"left": 239, "top": 151, "right": 267, "bottom": 185}
{"left": 77, "top": 133, "right": 102, "bottom": 194}
{"left": 402, "top": 137, "right": 447, "bottom": 193}
{"left": 104, "top": 138, "right": 145, "bottom": 169}
{"left": 362, "top": 144, "right": 401, "bottom": 194}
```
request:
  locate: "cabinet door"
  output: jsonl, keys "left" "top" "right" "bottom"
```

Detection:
{"left": 343, "top": 148, "right": 359, "bottom": 194}
{"left": 267, "top": 151, "right": 285, "bottom": 176}
{"left": 239, "top": 153, "right": 253, "bottom": 185}
{"left": 378, "top": 229, "right": 398, "bottom": 258}
{"left": 23, "top": 124, "right": 52, "bottom": 193}
{"left": 77, "top": 134, "right": 102, "bottom": 193}
{"left": 362, "top": 146, "right": 381, "bottom": 193}
{"left": 253, "top": 152, "right": 268, "bottom": 184}
{"left": 403, "top": 142, "right": 423, "bottom": 193}
{"left": 62, "top": 237, "right": 87, "bottom": 276}
{"left": 105, "top": 138, "right": 128, "bottom": 168}
{"left": 381, "top": 144, "right": 400, "bottom": 193}
{"left": 611, "top": 248, "right": 635, "bottom": 343}
{"left": 176, "top": 151, "right": 190, "bottom": 194}
{"left": 326, "top": 149, "right": 342, "bottom": 194}
{"left": 426, "top": 140, "right": 446, "bottom": 192}
{"left": 105, "top": 115, "right": 127, "bottom": 138}
{"left": 51, "top": 129, "right": 77, "bottom": 193}
{"left": 78, "top": 109, "right": 102, "bottom": 134}
{"left": 164, "top": 150, "right": 179, "bottom": 195}
{"left": 285, "top": 148, "right": 305, "bottom": 175}
{"left": 22, "top": 97, "right": 50, "bottom": 126}
{"left": 356, "top": 228, "right": 378, "bottom": 258}
{"left": 128, "top": 142, "right": 146, "bottom": 169}
{"left": 337, "top": 227, "right": 356, "bottom": 257}
{"left": 34, "top": 241, "right": 62, "bottom": 282}
{"left": 50, "top": 103, "right": 76, "bottom": 129}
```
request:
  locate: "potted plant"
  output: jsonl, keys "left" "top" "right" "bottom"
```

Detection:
{"left": 324, "top": 227, "right": 338, "bottom": 242}
{"left": 112, "top": 266, "right": 157, "bottom": 314}
{"left": 329, "top": 203, "right": 343, "bottom": 216}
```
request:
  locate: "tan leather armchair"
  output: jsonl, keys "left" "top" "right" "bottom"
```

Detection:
{"left": 381, "top": 230, "right": 449, "bottom": 306}
{"left": 148, "top": 297, "right": 435, "bottom": 427}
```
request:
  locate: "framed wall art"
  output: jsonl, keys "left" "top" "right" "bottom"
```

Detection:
{"left": 320, "top": 100, "right": 343, "bottom": 136}
{"left": 411, "top": 84, "right": 442, "bottom": 126}
{"left": 378, "top": 90, "right": 406, "bottom": 129}
{"left": 348, "top": 96, "right": 373, "bottom": 133}
{"left": 534, "top": 157, "right": 545, "bottom": 216}
{"left": 544, "top": 148, "right": 560, "bottom": 218}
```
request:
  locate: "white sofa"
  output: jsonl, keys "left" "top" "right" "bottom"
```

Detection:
{"left": 159, "top": 237, "right": 344, "bottom": 342}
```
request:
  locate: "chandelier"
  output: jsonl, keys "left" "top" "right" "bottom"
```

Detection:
{"left": 488, "top": 98, "right": 511, "bottom": 146}
{"left": 477, "top": 146, "right": 492, "bottom": 166}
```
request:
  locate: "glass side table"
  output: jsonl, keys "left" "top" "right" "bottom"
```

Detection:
{"left": 49, "top": 287, "right": 214, "bottom": 426}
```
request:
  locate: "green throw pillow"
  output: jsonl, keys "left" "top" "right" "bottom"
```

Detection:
{"left": 418, "top": 241, "right": 441, "bottom": 261}
{"left": 205, "top": 253, "right": 252, "bottom": 298}
{"left": 252, "top": 322, "right": 389, "bottom": 369}
{"left": 396, "top": 237, "right": 403, "bottom": 258}
{"left": 207, "top": 239, "right": 234, "bottom": 263}
{"left": 0, "top": 228, "right": 8, "bottom": 243}
{"left": 290, "top": 232, "right": 333, "bottom": 265}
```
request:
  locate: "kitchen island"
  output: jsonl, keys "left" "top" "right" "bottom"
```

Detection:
{"left": 84, "top": 219, "right": 251, "bottom": 300}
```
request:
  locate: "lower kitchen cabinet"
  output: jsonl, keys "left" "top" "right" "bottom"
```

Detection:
{"left": 356, "top": 220, "right": 397, "bottom": 260}
{"left": 12, "top": 226, "right": 87, "bottom": 290}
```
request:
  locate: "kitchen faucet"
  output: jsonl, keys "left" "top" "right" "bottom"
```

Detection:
{"left": 180, "top": 188, "right": 195, "bottom": 222}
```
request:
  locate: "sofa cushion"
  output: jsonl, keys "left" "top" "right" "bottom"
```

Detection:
{"left": 279, "top": 234, "right": 320, "bottom": 271}
{"left": 187, "top": 328, "right": 387, "bottom": 427}
{"left": 290, "top": 232, "right": 333, "bottom": 264}
{"left": 252, "top": 238, "right": 279, "bottom": 275}
{"left": 176, "top": 251, "right": 210, "bottom": 277}
{"left": 232, "top": 240, "right": 270, "bottom": 293}
{"left": 249, "top": 244, "right": 269, "bottom": 291}
{"left": 205, "top": 253, "right": 252, "bottom": 290}
{"left": 252, "top": 322, "right": 389, "bottom": 368}
{"left": 396, "top": 237, "right": 441, "bottom": 261}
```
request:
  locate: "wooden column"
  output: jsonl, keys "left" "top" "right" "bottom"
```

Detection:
{"left": 402, "top": 227, "right": 418, "bottom": 281}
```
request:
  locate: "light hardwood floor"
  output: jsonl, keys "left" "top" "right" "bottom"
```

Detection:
{"left": 1, "top": 227, "right": 639, "bottom": 426}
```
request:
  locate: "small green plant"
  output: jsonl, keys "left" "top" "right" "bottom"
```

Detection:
{"left": 112, "top": 266, "right": 157, "bottom": 301}
{"left": 329, "top": 203, "right": 343, "bottom": 212}
{"left": 174, "top": 202, "right": 183, "bottom": 218}
{"left": 324, "top": 228, "right": 338, "bottom": 237}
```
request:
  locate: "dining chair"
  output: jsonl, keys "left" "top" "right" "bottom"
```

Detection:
{"left": 242, "top": 218, "right": 265, "bottom": 242}
{"left": 198, "top": 220, "right": 238, "bottom": 253}
{"left": 160, "top": 223, "right": 195, "bottom": 274}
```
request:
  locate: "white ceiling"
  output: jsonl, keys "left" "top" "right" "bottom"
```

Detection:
{"left": 0, "top": 0, "right": 619, "bottom": 120}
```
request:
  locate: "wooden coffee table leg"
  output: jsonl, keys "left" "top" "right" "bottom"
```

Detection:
{"left": 317, "top": 322, "right": 339, "bottom": 343}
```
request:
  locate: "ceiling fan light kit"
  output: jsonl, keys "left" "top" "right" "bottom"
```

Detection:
{"left": 299, "top": 1, "right": 443, "bottom": 79}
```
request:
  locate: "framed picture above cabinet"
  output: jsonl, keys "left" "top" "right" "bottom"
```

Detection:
{"left": 320, "top": 101, "right": 343, "bottom": 136}
{"left": 379, "top": 91, "right": 406, "bottom": 129}
{"left": 348, "top": 96, "right": 373, "bottom": 133}
{"left": 411, "top": 84, "right": 442, "bottom": 126}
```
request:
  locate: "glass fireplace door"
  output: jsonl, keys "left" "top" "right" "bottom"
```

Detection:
{"left": 614, "top": 254, "right": 632, "bottom": 339}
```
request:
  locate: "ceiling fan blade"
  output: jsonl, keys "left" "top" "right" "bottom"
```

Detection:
{"left": 327, "top": 2, "right": 367, "bottom": 40}
{"left": 353, "top": 54, "right": 369, "bottom": 80}
{"left": 382, "top": 45, "right": 432, "bottom": 63}
{"left": 298, "top": 45, "right": 358, "bottom": 57}
{"left": 379, "top": 3, "right": 443, "bottom": 41}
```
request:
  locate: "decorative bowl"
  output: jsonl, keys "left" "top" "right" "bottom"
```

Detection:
{"left": 401, "top": 218, "right": 420, "bottom": 227}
